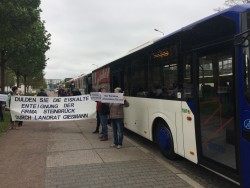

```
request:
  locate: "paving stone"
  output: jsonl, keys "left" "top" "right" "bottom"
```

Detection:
{"left": 45, "top": 159, "right": 191, "bottom": 188}
{"left": 96, "top": 146, "right": 151, "bottom": 162}
{"left": 46, "top": 150, "right": 103, "bottom": 168}
{"left": 47, "top": 139, "right": 92, "bottom": 152}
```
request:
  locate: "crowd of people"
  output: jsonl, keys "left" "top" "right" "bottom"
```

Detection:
{"left": 4, "top": 86, "right": 49, "bottom": 130}
{"left": 4, "top": 85, "right": 129, "bottom": 149}
{"left": 58, "top": 87, "right": 82, "bottom": 97}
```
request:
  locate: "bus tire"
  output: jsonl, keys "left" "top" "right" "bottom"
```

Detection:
{"left": 156, "top": 121, "right": 177, "bottom": 160}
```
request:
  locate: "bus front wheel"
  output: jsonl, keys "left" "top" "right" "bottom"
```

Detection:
{"left": 156, "top": 121, "right": 176, "bottom": 160}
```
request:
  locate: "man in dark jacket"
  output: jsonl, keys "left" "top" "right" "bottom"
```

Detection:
{"left": 72, "top": 88, "right": 81, "bottom": 96}
{"left": 99, "top": 88, "right": 109, "bottom": 141}
{"left": 37, "top": 88, "right": 48, "bottom": 96}
{"left": 0, "top": 91, "right": 5, "bottom": 121}
{"left": 93, "top": 89, "right": 102, "bottom": 134}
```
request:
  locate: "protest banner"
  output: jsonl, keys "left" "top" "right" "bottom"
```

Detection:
{"left": 90, "top": 92, "right": 101, "bottom": 101}
{"left": 0, "top": 94, "right": 7, "bottom": 102}
{"left": 10, "top": 95, "right": 96, "bottom": 121}
{"left": 101, "top": 92, "right": 124, "bottom": 104}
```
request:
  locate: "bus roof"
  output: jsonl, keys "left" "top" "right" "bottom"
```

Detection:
{"left": 93, "top": 4, "right": 250, "bottom": 72}
{"left": 155, "top": 4, "right": 250, "bottom": 43}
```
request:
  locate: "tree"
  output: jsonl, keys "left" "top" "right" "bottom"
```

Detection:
{"left": 4, "top": 67, "right": 15, "bottom": 91}
{"left": 0, "top": 0, "right": 50, "bottom": 92}
{"left": 25, "top": 71, "right": 46, "bottom": 93}
{"left": 8, "top": 17, "right": 50, "bottom": 93}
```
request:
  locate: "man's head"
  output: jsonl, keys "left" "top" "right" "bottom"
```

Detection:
{"left": 101, "top": 87, "right": 107, "bottom": 92}
{"left": 114, "top": 87, "right": 122, "bottom": 93}
{"left": 12, "top": 86, "right": 18, "bottom": 93}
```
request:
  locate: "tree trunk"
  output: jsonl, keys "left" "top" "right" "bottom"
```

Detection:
{"left": 26, "top": 85, "right": 29, "bottom": 95}
{"left": 15, "top": 71, "right": 21, "bottom": 88}
{"left": 24, "top": 75, "right": 27, "bottom": 95}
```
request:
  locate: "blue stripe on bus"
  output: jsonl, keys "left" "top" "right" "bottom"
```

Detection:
{"left": 186, "top": 101, "right": 194, "bottom": 114}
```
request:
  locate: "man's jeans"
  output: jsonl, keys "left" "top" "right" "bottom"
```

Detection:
{"left": 99, "top": 114, "right": 108, "bottom": 138}
{"left": 111, "top": 118, "right": 124, "bottom": 145}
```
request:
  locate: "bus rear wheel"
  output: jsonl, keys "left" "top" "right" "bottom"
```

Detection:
{"left": 156, "top": 121, "right": 176, "bottom": 160}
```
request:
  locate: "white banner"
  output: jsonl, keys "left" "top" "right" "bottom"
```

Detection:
{"left": 90, "top": 92, "right": 124, "bottom": 104}
{"left": 10, "top": 95, "right": 96, "bottom": 122}
{"left": 0, "top": 94, "right": 7, "bottom": 102}
{"left": 90, "top": 92, "right": 101, "bottom": 101}
{"left": 101, "top": 92, "right": 124, "bottom": 104}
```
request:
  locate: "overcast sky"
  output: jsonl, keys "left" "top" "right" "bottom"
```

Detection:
{"left": 40, "top": 0, "right": 226, "bottom": 79}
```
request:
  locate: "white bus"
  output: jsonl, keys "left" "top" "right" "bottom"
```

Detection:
{"left": 90, "top": 5, "right": 250, "bottom": 187}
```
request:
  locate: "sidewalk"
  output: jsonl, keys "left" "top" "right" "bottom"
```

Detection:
{"left": 0, "top": 119, "right": 202, "bottom": 188}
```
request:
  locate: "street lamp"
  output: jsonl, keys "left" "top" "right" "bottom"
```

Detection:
{"left": 154, "top": 29, "right": 164, "bottom": 36}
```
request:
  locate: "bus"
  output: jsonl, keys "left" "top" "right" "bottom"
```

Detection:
{"left": 90, "top": 4, "right": 250, "bottom": 187}
{"left": 65, "top": 73, "right": 92, "bottom": 95}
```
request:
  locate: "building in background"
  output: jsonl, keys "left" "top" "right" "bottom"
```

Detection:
{"left": 45, "top": 79, "right": 62, "bottom": 91}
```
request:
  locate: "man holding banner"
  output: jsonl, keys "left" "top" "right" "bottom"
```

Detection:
{"left": 90, "top": 88, "right": 127, "bottom": 142}
{"left": 93, "top": 89, "right": 102, "bottom": 134}
{"left": 7, "top": 86, "right": 20, "bottom": 129}
{"left": 109, "top": 87, "right": 129, "bottom": 149}
{"left": 99, "top": 88, "right": 110, "bottom": 141}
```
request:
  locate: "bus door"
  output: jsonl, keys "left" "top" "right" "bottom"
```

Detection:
{"left": 181, "top": 54, "right": 198, "bottom": 163}
{"left": 196, "top": 44, "right": 238, "bottom": 178}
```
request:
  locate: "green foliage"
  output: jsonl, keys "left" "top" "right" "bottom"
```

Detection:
{"left": 27, "top": 71, "right": 47, "bottom": 89}
{"left": 0, "top": 0, "right": 41, "bottom": 50}
{"left": 0, "top": 0, "right": 51, "bottom": 92}
{"left": 4, "top": 67, "right": 15, "bottom": 87}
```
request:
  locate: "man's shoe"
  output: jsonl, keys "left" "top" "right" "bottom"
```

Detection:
{"left": 100, "top": 137, "right": 108, "bottom": 141}
{"left": 110, "top": 144, "right": 117, "bottom": 147}
{"left": 99, "top": 135, "right": 104, "bottom": 139}
{"left": 93, "top": 131, "right": 99, "bottom": 134}
{"left": 117, "top": 145, "right": 122, "bottom": 149}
